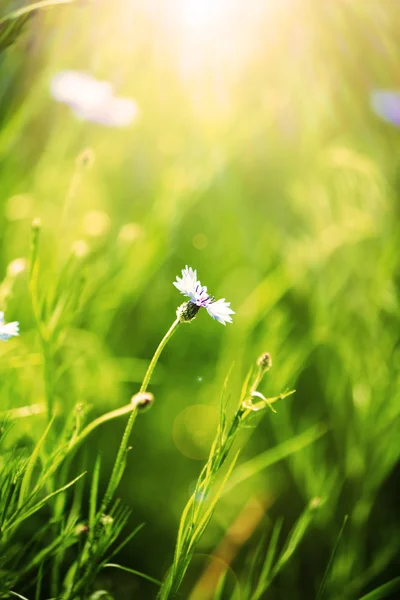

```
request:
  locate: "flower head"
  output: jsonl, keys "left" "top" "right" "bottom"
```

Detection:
{"left": 50, "top": 70, "right": 138, "bottom": 127}
{"left": 174, "top": 266, "right": 234, "bottom": 325}
{"left": 370, "top": 90, "right": 400, "bottom": 127}
{"left": 0, "top": 312, "right": 19, "bottom": 341}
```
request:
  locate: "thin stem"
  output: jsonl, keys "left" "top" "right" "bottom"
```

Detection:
{"left": 140, "top": 318, "right": 180, "bottom": 393}
{"left": 67, "top": 317, "right": 180, "bottom": 450}
{"left": 69, "top": 403, "right": 137, "bottom": 452}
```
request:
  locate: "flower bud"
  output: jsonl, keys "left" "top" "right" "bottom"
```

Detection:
{"left": 131, "top": 392, "right": 154, "bottom": 412}
{"left": 74, "top": 523, "right": 89, "bottom": 535}
{"left": 100, "top": 514, "right": 113, "bottom": 527}
{"left": 176, "top": 301, "right": 200, "bottom": 323}
{"left": 32, "top": 217, "right": 41, "bottom": 231}
{"left": 257, "top": 352, "right": 272, "bottom": 371}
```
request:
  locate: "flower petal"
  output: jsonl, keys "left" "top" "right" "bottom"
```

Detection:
{"left": 0, "top": 321, "right": 19, "bottom": 341}
{"left": 173, "top": 265, "right": 199, "bottom": 298}
{"left": 51, "top": 70, "right": 138, "bottom": 128}
{"left": 51, "top": 71, "right": 112, "bottom": 111}
{"left": 206, "top": 298, "right": 235, "bottom": 325}
{"left": 370, "top": 90, "right": 400, "bottom": 127}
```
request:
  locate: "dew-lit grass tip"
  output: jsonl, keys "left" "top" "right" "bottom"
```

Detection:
{"left": 32, "top": 217, "right": 41, "bottom": 230}
{"left": 131, "top": 391, "right": 154, "bottom": 412}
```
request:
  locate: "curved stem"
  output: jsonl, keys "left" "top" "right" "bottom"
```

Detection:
{"left": 70, "top": 402, "right": 136, "bottom": 451}
{"left": 68, "top": 317, "right": 180, "bottom": 450}
{"left": 140, "top": 318, "right": 180, "bottom": 393}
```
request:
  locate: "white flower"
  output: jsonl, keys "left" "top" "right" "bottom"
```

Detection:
{"left": 50, "top": 70, "right": 138, "bottom": 127}
{"left": 205, "top": 297, "right": 234, "bottom": 325}
{"left": 7, "top": 258, "right": 27, "bottom": 277}
{"left": 0, "top": 312, "right": 19, "bottom": 341}
{"left": 174, "top": 266, "right": 234, "bottom": 325}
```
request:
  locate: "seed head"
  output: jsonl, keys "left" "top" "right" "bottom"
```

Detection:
{"left": 176, "top": 301, "right": 200, "bottom": 323}
{"left": 131, "top": 392, "right": 154, "bottom": 412}
{"left": 257, "top": 352, "right": 272, "bottom": 371}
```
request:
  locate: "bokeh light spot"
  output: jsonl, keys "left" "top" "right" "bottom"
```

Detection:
{"left": 118, "top": 222, "right": 143, "bottom": 244}
{"left": 82, "top": 210, "right": 111, "bottom": 237}
{"left": 192, "top": 233, "right": 208, "bottom": 249}
{"left": 6, "top": 195, "right": 33, "bottom": 221}
{"left": 173, "top": 403, "right": 219, "bottom": 460}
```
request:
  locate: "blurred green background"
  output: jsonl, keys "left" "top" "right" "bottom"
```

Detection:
{"left": 1, "top": 0, "right": 400, "bottom": 598}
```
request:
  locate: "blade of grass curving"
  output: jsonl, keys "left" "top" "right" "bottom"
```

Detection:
{"left": 103, "top": 563, "right": 161, "bottom": 586}
{"left": 358, "top": 577, "right": 400, "bottom": 600}
{"left": 4, "top": 471, "right": 86, "bottom": 533}
{"left": 251, "top": 518, "right": 283, "bottom": 600}
{"left": 316, "top": 514, "right": 348, "bottom": 600}
{"left": 0, "top": 0, "right": 79, "bottom": 25}
{"left": 243, "top": 531, "right": 266, "bottom": 598}
{"left": 18, "top": 417, "right": 54, "bottom": 507}
{"left": 271, "top": 501, "right": 319, "bottom": 579}
{"left": 0, "top": 456, "right": 22, "bottom": 527}
{"left": 89, "top": 455, "right": 102, "bottom": 528}
{"left": 0, "top": 12, "right": 31, "bottom": 52}
{"left": 100, "top": 410, "right": 137, "bottom": 513}
{"left": 214, "top": 569, "right": 229, "bottom": 600}
{"left": 102, "top": 522, "right": 145, "bottom": 565}
{"left": 240, "top": 365, "right": 255, "bottom": 402}
{"left": 174, "top": 492, "right": 196, "bottom": 566}
{"left": 35, "top": 562, "right": 44, "bottom": 600}
{"left": 66, "top": 509, "right": 135, "bottom": 598}
{"left": 188, "top": 451, "right": 240, "bottom": 553}
{"left": 219, "top": 361, "right": 236, "bottom": 433}
{"left": 20, "top": 520, "right": 78, "bottom": 576}
{"left": 223, "top": 423, "right": 327, "bottom": 495}
{"left": 9, "top": 592, "right": 29, "bottom": 600}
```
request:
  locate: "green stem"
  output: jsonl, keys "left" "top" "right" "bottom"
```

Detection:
{"left": 68, "top": 317, "right": 180, "bottom": 450}
{"left": 69, "top": 402, "right": 136, "bottom": 451}
{"left": 140, "top": 318, "right": 180, "bottom": 393}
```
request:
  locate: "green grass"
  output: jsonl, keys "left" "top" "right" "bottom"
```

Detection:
{"left": 0, "top": 1, "right": 399, "bottom": 598}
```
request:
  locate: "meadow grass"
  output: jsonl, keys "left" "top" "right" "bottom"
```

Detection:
{"left": 0, "top": 1, "right": 400, "bottom": 599}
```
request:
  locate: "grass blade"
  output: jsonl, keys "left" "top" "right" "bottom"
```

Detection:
{"left": 103, "top": 563, "right": 161, "bottom": 586}
{"left": 316, "top": 515, "right": 348, "bottom": 600}
{"left": 358, "top": 577, "right": 400, "bottom": 600}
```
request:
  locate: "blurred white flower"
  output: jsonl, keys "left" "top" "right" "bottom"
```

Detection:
{"left": 71, "top": 240, "right": 89, "bottom": 258}
{"left": 50, "top": 70, "right": 138, "bottom": 127}
{"left": 0, "top": 312, "right": 19, "bottom": 341}
{"left": 370, "top": 90, "right": 400, "bottom": 127}
{"left": 7, "top": 258, "right": 27, "bottom": 277}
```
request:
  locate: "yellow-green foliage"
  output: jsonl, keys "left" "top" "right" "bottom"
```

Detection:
{"left": 0, "top": 1, "right": 399, "bottom": 599}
